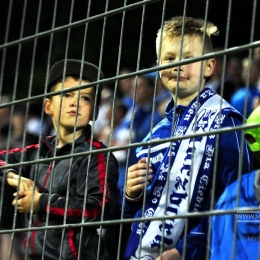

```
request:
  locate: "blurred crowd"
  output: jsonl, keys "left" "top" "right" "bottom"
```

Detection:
{"left": 205, "top": 47, "right": 260, "bottom": 117}
{"left": 1, "top": 46, "right": 260, "bottom": 259}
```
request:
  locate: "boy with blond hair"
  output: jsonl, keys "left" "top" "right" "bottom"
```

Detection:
{"left": 0, "top": 59, "right": 119, "bottom": 260}
{"left": 121, "top": 16, "right": 251, "bottom": 260}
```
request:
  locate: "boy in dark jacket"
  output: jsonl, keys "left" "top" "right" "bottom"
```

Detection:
{"left": 0, "top": 59, "right": 119, "bottom": 260}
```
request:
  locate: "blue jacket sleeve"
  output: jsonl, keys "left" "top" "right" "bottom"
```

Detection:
{"left": 215, "top": 115, "right": 252, "bottom": 198}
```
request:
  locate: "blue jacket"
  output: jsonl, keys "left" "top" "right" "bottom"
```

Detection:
{"left": 120, "top": 90, "right": 252, "bottom": 260}
{"left": 211, "top": 170, "right": 260, "bottom": 260}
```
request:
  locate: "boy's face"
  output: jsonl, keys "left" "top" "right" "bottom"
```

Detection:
{"left": 44, "top": 76, "right": 95, "bottom": 133}
{"left": 158, "top": 36, "right": 215, "bottom": 104}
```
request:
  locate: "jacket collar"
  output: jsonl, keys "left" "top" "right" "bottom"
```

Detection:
{"left": 165, "top": 99, "right": 187, "bottom": 122}
{"left": 41, "top": 124, "right": 92, "bottom": 151}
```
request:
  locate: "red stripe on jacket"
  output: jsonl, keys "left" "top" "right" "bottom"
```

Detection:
{"left": 46, "top": 139, "right": 109, "bottom": 217}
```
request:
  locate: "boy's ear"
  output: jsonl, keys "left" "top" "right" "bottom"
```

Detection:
{"left": 204, "top": 58, "right": 216, "bottom": 77}
{"left": 44, "top": 98, "right": 52, "bottom": 115}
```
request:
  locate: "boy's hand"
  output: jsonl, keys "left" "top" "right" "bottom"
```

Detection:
{"left": 126, "top": 158, "right": 153, "bottom": 199}
{"left": 12, "top": 190, "right": 41, "bottom": 213}
{"left": 155, "top": 249, "right": 182, "bottom": 260}
{"left": 6, "top": 172, "right": 41, "bottom": 213}
{"left": 6, "top": 172, "right": 38, "bottom": 192}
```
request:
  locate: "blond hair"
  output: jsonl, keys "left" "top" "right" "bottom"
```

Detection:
{"left": 156, "top": 16, "right": 219, "bottom": 56}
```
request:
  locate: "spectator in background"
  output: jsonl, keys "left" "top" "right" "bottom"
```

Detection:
{"left": 10, "top": 104, "right": 41, "bottom": 148}
{"left": 0, "top": 101, "right": 50, "bottom": 150}
{"left": 145, "top": 71, "right": 172, "bottom": 117}
{"left": 226, "top": 55, "right": 244, "bottom": 91}
{"left": 0, "top": 96, "right": 11, "bottom": 128}
{"left": 253, "top": 46, "right": 260, "bottom": 89}
{"left": 230, "top": 59, "right": 260, "bottom": 118}
{"left": 205, "top": 48, "right": 242, "bottom": 102}
{"left": 26, "top": 101, "right": 50, "bottom": 138}
{"left": 118, "top": 68, "right": 135, "bottom": 109}
{"left": 253, "top": 46, "right": 260, "bottom": 62}
{"left": 0, "top": 96, "right": 12, "bottom": 150}
{"left": 94, "top": 68, "right": 135, "bottom": 141}
{"left": 93, "top": 86, "right": 113, "bottom": 140}
{"left": 98, "top": 101, "right": 128, "bottom": 147}
{"left": 115, "top": 73, "right": 163, "bottom": 189}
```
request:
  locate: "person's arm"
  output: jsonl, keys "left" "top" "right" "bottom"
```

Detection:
{"left": 38, "top": 151, "right": 119, "bottom": 223}
{"left": 0, "top": 145, "right": 39, "bottom": 210}
{"left": 6, "top": 172, "right": 36, "bottom": 190}
{"left": 120, "top": 121, "right": 169, "bottom": 217}
{"left": 155, "top": 249, "right": 182, "bottom": 260}
{"left": 125, "top": 158, "right": 153, "bottom": 199}
{"left": 216, "top": 115, "right": 252, "bottom": 198}
{"left": 3, "top": 171, "right": 41, "bottom": 213}
{"left": 0, "top": 144, "right": 38, "bottom": 180}
{"left": 120, "top": 158, "right": 153, "bottom": 218}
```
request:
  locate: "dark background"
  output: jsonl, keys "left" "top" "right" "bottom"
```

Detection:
{"left": 0, "top": 0, "right": 259, "bottom": 99}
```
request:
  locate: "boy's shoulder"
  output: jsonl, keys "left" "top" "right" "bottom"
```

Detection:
{"left": 136, "top": 117, "right": 171, "bottom": 158}
{"left": 142, "top": 117, "right": 171, "bottom": 142}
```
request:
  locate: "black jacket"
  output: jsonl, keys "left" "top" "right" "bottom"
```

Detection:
{"left": 0, "top": 125, "right": 119, "bottom": 260}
